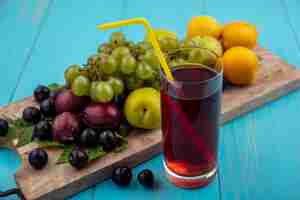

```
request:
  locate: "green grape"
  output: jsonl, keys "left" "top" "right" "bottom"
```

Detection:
{"left": 90, "top": 81, "right": 99, "bottom": 102}
{"left": 110, "top": 32, "right": 126, "bottom": 47}
{"left": 111, "top": 46, "right": 131, "bottom": 63}
{"left": 97, "top": 43, "right": 113, "bottom": 54}
{"left": 158, "top": 36, "right": 179, "bottom": 51}
{"left": 188, "top": 48, "right": 216, "bottom": 65}
{"left": 169, "top": 58, "right": 186, "bottom": 67}
{"left": 142, "top": 50, "right": 159, "bottom": 70}
{"left": 136, "top": 41, "right": 152, "bottom": 55}
{"left": 107, "top": 77, "right": 125, "bottom": 96}
{"left": 177, "top": 49, "right": 189, "bottom": 60}
{"left": 64, "top": 64, "right": 81, "bottom": 85}
{"left": 176, "top": 58, "right": 186, "bottom": 64}
{"left": 71, "top": 75, "right": 91, "bottom": 96}
{"left": 95, "top": 81, "right": 114, "bottom": 103}
{"left": 125, "top": 40, "right": 135, "bottom": 49}
{"left": 136, "top": 62, "right": 154, "bottom": 80}
{"left": 101, "top": 55, "right": 117, "bottom": 75}
{"left": 152, "top": 80, "right": 160, "bottom": 90}
{"left": 178, "top": 38, "right": 187, "bottom": 48}
{"left": 125, "top": 76, "right": 144, "bottom": 90}
{"left": 169, "top": 60, "right": 178, "bottom": 67}
{"left": 120, "top": 55, "right": 137, "bottom": 75}
{"left": 167, "top": 37, "right": 180, "bottom": 49}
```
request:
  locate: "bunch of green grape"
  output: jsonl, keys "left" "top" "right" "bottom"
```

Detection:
{"left": 64, "top": 32, "right": 170, "bottom": 103}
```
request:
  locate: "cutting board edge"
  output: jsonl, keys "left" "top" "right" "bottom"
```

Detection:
{"left": 15, "top": 136, "right": 162, "bottom": 200}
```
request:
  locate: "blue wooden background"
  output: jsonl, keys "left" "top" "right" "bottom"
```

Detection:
{"left": 1, "top": 0, "right": 300, "bottom": 199}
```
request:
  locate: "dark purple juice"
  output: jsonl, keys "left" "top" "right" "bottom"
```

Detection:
{"left": 161, "top": 66, "right": 221, "bottom": 177}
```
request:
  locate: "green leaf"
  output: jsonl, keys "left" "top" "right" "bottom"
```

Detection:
{"left": 56, "top": 145, "right": 107, "bottom": 165}
{"left": 6, "top": 126, "right": 19, "bottom": 143}
{"left": 0, "top": 115, "right": 31, "bottom": 128}
{"left": 17, "top": 126, "right": 34, "bottom": 147}
{"left": 48, "top": 83, "right": 64, "bottom": 92}
{"left": 56, "top": 145, "right": 74, "bottom": 164}
{"left": 12, "top": 118, "right": 31, "bottom": 128}
{"left": 87, "top": 146, "right": 106, "bottom": 161}
{"left": 113, "top": 140, "right": 128, "bottom": 153}
{"left": 38, "top": 140, "right": 66, "bottom": 149}
{"left": 1, "top": 119, "right": 34, "bottom": 148}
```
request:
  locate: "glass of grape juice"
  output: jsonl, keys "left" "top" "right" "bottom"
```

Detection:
{"left": 160, "top": 48, "right": 223, "bottom": 188}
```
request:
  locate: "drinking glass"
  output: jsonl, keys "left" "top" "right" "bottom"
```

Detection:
{"left": 160, "top": 48, "right": 223, "bottom": 188}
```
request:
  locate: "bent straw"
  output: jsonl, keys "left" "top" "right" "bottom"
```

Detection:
{"left": 97, "top": 18, "right": 174, "bottom": 81}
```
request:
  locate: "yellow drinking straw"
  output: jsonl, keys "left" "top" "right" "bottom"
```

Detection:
{"left": 97, "top": 18, "right": 174, "bottom": 81}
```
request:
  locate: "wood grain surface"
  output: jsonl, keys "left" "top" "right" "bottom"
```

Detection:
{"left": 0, "top": 47, "right": 299, "bottom": 199}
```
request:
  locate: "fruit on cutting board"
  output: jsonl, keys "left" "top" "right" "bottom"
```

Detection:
{"left": 64, "top": 64, "right": 81, "bottom": 86}
{"left": 40, "top": 99, "right": 56, "bottom": 117}
{"left": 222, "top": 21, "right": 258, "bottom": 49}
{"left": 52, "top": 112, "right": 81, "bottom": 144}
{"left": 34, "top": 85, "right": 50, "bottom": 103}
{"left": 184, "top": 36, "right": 223, "bottom": 56}
{"left": 80, "top": 128, "right": 98, "bottom": 147}
{"left": 94, "top": 81, "right": 114, "bottom": 103}
{"left": 28, "top": 148, "right": 48, "bottom": 170}
{"left": 98, "top": 130, "right": 119, "bottom": 151}
{"left": 222, "top": 46, "right": 259, "bottom": 85}
{"left": 22, "top": 107, "right": 41, "bottom": 124}
{"left": 187, "top": 16, "right": 222, "bottom": 39}
{"left": 82, "top": 103, "right": 121, "bottom": 129}
{"left": 33, "top": 120, "right": 52, "bottom": 141}
{"left": 69, "top": 148, "right": 89, "bottom": 170}
{"left": 145, "top": 28, "right": 178, "bottom": 41}
{"left": 183, "top": 36, "right": 223, "bottom": 66}
{"left": 124, "top": 88, "right": 161, "bottom": 129}
{"left": 72, "top": 75, "right": 91, "bottom": 96}
{"left": 55, "top": 89, "right": 89, "bottom": 114}
{"left": 145, "top": 29, "right": 179, "bottom": 51}
{"left": 2, "top": 18, "right": 262, "bottom": 173}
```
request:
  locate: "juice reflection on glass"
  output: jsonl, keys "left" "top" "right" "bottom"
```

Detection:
{"left": 160, "top": 49, "right": 223, "bottom": 188}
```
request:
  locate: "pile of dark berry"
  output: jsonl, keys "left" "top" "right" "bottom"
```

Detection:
{"left": 13, "top": 84, "right": 131, "bottom": 171}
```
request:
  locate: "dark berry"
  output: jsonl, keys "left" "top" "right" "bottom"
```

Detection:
{"left": 33, "top": 121, "right": 52, "bottom": 141}
{"left": 49, "top": 90, "right": 59, "bottom": 102}
{"left": 0, "top": 119, "right": 9, "bottom": 137}
{"left": 98, "top": 130, "right": 119, "bottom": 152}
{"left": 22, "top": 107, "right": 41, "bottom": 124}
{"left": 34, "top": 85, "right": 50, "bottom": 103}
{"left": 40, "top": 99, "right": 56, "bottom": 117}
{"left": 118, "top": 121, "right": 132, "bottom": 137}
{"left": 138, "top": 169, "right": 154, "bottom": 188}
{"left": 112, "top": 166, "right": 132, "bottom": 187}
{"left": 69, "top": 148, "right": 89, "bottom": 170}
{"left": 80, "top": 128, "right": 98, "bottom": 147}
{"left": 28, "top": 148, "right": 48, "bottom": 170}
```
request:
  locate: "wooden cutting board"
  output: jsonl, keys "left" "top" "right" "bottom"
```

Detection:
{"left": 1, "top": 47, "right": 300, "bottom": 200}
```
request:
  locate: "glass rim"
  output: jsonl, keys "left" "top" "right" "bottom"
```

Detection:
{"left": 160, "top": 63, "right": 223, "bottom": 86}
{"left": 161, "top": 47, "right": 223, "bottom": 85}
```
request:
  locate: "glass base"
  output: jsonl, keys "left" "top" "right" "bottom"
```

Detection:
{"left": 163, "top": 161, "right": 217, "bottom": 188}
